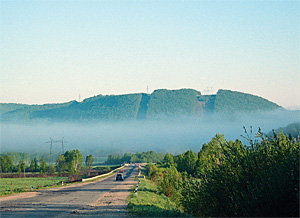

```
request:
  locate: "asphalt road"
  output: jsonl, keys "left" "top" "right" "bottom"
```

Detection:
{"left": 0, "top": 165, "right": 138, "bottom": 217}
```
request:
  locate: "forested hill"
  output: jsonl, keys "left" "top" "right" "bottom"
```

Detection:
{"left": 0, "top": 89, "right": 283, "bottom": 122}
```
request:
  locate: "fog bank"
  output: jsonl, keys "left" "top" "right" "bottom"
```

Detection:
{"left": 1, "top": 110, "right": 299, "bottom": 158}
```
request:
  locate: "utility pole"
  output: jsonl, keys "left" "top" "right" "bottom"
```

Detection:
{"left": 23, "top": 153, "right": 26, "bottom": 178}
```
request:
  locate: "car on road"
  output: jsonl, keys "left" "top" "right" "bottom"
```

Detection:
{"left": 116, "top": 173, "right": 124, "bottom": 181}
{"left": 119, "top": 169, "right": 124, "bottom": 173}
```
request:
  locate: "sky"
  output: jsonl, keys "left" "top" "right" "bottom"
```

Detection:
{"left": 1, "top": 0, "right": 299, "bottom": 109}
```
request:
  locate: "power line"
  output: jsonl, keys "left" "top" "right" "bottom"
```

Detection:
{"left": 46, "top": 137, "right": 68, "bottom": 164}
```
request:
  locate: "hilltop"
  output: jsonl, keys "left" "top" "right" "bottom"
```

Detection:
{"left": 0, "top": 89, "right": 284, "bottom": 122}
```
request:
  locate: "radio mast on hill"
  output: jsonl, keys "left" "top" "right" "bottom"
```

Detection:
{"left": 203, "top": 87, "right": 213, "bottom": 95}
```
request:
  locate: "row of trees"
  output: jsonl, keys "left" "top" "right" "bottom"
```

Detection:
{"left": 0, "top": 155, "right": 48, "bottom": 173}
{"left": 0, "top": 149, "right": 94, "bottom": 176}
{"left": 0, "top": 152, "right": 31, "bottom": 165}
{"left": 105, "top": 151, "right": 164, "bottom": 165}
{"left": 146, "top": 130, "right": 299, "bottom": 217}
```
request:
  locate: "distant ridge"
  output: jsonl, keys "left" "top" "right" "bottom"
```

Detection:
{"left": 0, "top": 89, "right": 283, "bottom": 122}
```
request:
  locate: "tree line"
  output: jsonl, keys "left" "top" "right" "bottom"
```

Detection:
{"left": 105, "top": 151, "right": 164, "bottom": 165}
{"left": 146, "top": 130, "right": 299, "bottom": 217}
{"left": 2, "top": 89, "right": 283, "bottom": 123}
{"left": 0, "top": 149, "right": 94, "bottom": 176}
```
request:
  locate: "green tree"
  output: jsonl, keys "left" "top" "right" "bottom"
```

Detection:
{"left": 85, "top": 154, "right": 94, "bottom": 176}
{"left": 158, "top": 166, "right": 182, "bottom": 199}
{"left": 33, "top": 157, "right": 39, "bottom": 172}
{"left": 162, "top": 152, "right": 174, "bottom": 168}
{"left": 17, "top": 160, "right": 26, "bottom": 173}
{"left": 146, "top": 163, "right": 163, "bottom": 182}
{"left": 181, "top": 131, "right": 299, "bottom": 217}
{"left": 182, "top": 150, "right": 197, "bottom": 175}
{"left": 130, "top": 154, "right": 138, "bottom": 163}
{"left": 56, "top": 154, "right": 67, "bottom": 173}
{"left": 0, "top": 155, "right": 13, "bottom": 173}
{"left": 40, "top": 156, "right": 47, "bottom": 173}
{"left": 195, "top": 133, "right": 226, "bottom": 178}
{"left": 65, "top": 149, "right": 83, "bottom": 173}
{"left": 29, "top": 159, "right": 35, "bottom": 172}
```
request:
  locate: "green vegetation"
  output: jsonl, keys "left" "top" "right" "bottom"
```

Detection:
{"left": 0, "top": 103, "right": 31, "bottom": 115}
{"left": 269, "top": 121, "right": 300, "bottom": 138}
{"left": 1, "top": 150, "right": 89, "bottom": 176}
{"left": 31, "top": 93, "right": 143, "bottom": 121}
{"left": 105, "top": 151, "right": 164, "bottom": 165}
{"left": 0, "top": 154, "right": 13, "bottom": 172}
{"left": 1, "top": 101, "right": 74, "bottom": 122}
{"left": 145, "top": 130, "right": 299, "bottom": 217}
{"left": 56, "top": 149, "right": 83, "bottom": 173}
{"left": 85, "top": 154, "right": 94, "bottom": 176}
{"left": 0, "top": 177, "right": 68, "bottom": 196}
{"left": 0, "top": 152, "right": 30, "bottom": 165}
{"left": 127, "top": 176, "right": 187, "bottom": 217}
{"left": 0, "top": 89, "right": 284, "bottom": 122}
{"left": 214, "top": 89, "right": 281, "bottom": 114}
{"left": 146, "top": 89, "right": 200, "bottom": 118}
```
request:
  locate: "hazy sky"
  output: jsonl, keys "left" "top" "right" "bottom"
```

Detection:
{"left": 1, "top": 0, "right": 299, "bottom": 109}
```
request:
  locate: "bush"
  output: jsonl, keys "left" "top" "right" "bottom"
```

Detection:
{"left": 181, "top": 132, "right": 299, "bottom": 217}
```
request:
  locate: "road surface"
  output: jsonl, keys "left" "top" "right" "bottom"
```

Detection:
{"left": 0, "top": 165, "right": 138, "bottom": 217}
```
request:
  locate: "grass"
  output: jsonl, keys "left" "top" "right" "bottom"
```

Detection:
{"left": 127, "top": 177, "right": 188, "bottom": 217}
{"left": 0, "top": 177, "right": 69, "bottom": 196}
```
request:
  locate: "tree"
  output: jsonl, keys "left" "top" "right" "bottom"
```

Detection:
{"left": 64, "top": 149, "right": 83, "bottom": 173}
{"left": 33, "top": 157, "right": 39, "bottom": 172}
{"left": 29, "top": 159, "right": 35, "bottom": 172}
{"left": 146, "top": 163, "right": 163, "bottom": 182}
{"left": 17, "top": 160, "right": 26, "bottom": 173}
{"left": 182, "top": 150, "right": 197, "bottom": 175}
{"left": 40, "top": 156, "right": 47, "bottom": 173}
{"left": 181, "top": 131, "right": 299, "bottom": 217}
{"left": 85, "top": 154, "right": 94, "bottom": 176}
{"left": 0, "top": 154, "right": 13, "bottom": 173}
{"left": 162, "top": 152, "right": 174, "bottom": 168}
{"left": 56, "top": 154, "right": 67, "bottom": 173}
{"left": 130, "top": 154, "right": 138, "bottom": 163}
{"left": 195, "top": 133, "right": 226, "bottom": 178}
{"left": 158, "top": 166, "right": 182, "bottom": 199}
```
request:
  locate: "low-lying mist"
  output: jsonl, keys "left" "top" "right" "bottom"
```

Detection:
{"left": 1, "top": 109, "right": 299, "bottom": 158}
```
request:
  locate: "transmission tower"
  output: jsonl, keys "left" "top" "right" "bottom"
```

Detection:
{"left": 46, "top": 137, "right": 68, "bottom": 164}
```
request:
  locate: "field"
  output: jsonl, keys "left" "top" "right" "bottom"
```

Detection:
{"left": 0, "top": 177, "right": 69, "bottom": 196}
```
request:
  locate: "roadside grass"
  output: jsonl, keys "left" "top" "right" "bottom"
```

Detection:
{"left": 127, "top": 178, "right": 188, "bottom": 217}
{"left": 0, "top": 177, "right": 69, "bottom": 196}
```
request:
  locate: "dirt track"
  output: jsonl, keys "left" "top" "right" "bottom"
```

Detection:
{"left": 0, "top": 165, "right": 138, "bottom": 217}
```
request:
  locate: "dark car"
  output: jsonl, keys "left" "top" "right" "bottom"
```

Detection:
{"left": 116, "top": 173, "right": 124, "bottom": 181}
